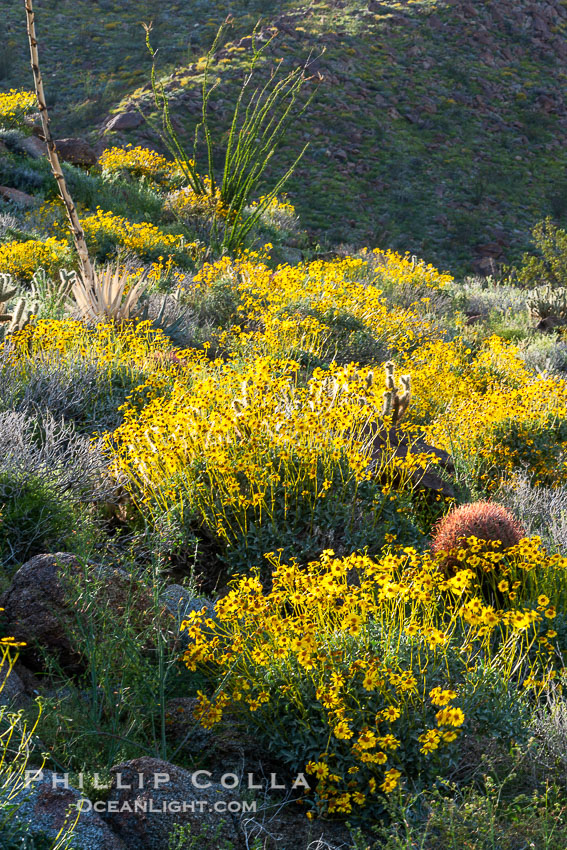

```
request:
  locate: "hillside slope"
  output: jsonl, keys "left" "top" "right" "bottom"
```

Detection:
{"left": 2, "top": 0, "right": 567, "bottom": 273}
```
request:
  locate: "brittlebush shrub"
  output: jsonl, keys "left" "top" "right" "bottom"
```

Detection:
{"left": 99, "top": 144, "right": 179, "bottom": 187}
{"left": 184, "top": 540, "right": 563, "bottom": 818}
{"left": 0, "top": 237, "right": 71, "bottom": 281}
{"left": 108, "top": 357, "right": 433, "bottom": 569}
{"left": 0, "top": 89, "right": 36, "bottom": 131}
{"left": 405, "top": 336, "right": 567, "bottom": 490}
{"left": 191, "top": 252, "right": 447, "bottom": 364}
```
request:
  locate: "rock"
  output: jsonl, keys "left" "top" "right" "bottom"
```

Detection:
{"left": 0, "top": 185, "right": 37, "bottom": 207}
{"left": 164, "top": 697, "right": 212, "bottom": 752}
{"left": 0, "top": 656, "right": 28, "bottom": 709}
{"left": 54, "top": 138, "right": 97, "bottom": 166}
{"left": 160, "top": 585, "right": 216, "bottom": 623}
{"left": 473, "top": 256, "right": 499, "bottom": 276}
{"left": 19, "top": 135, "right": 47, "bottom": 159}
{"left": 0, "top": 553, "right": 165, "bottom": 671}
{"left": 105, "top": 757, "right": 239, "bottom": 850}
{"left": 105, "top": 111, "right": 144, "bottom": 132}
{"left": 12, "top": 769, "right": 126, "bottom": 850}
{"left": 366, "top": 423, "right": 455, "bottom": 498}
{"left": 536, "top": 315, "right": 565, "bottom": 333}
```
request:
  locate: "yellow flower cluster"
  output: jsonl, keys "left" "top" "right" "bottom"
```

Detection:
{"left": 180, "top": 541, "right": 558, "bottom": 816}
{"left": 193, "top": 252, "right": 444, "bottom": 361}
{"left": 250, "top": 194, "right": 296, "bottom": 215}
{"left": 406, "top": 336, "right": 567, "bottom": 487}
{"left": 0, "top": 89, "right": 36, "bottom": 130}
{"left": 370, "top": 248, "right": 454, "bottom": 292}
{"left": 99, "top": 145, "right": 176, "bottom": 184}
{"left": 167, "top": 177, "right": 229, "bottom": 221}
{"left": 0, "top": 237, "right": 71, "bottom": 281}
{"left": 4, "top": 318, "right": 174, "bottom": 389}
{"left": 80, "top": 207, "right": 184, "bottom": 259}
{"left": 108, "top": 356, "right": 428, "bottom": 548}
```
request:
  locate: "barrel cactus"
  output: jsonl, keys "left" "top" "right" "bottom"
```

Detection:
{"left": 431, "top": 501, "right": 526, "bottom": 575}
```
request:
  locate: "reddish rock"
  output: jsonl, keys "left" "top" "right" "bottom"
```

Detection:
{"left": 0, "top": 185, "right": 36, "bottom": 207}
{"left": 0, "top": 553, "right": 166, "bottom": 671}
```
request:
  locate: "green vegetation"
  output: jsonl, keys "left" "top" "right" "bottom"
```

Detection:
{"left": 1, "top": 1, "right": 567, "bottom": 847}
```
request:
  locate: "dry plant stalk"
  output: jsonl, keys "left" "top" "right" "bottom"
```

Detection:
{"left": 72, "top": 264, "right": 148, "bottom": 323}
{"left": 24, "top": 0, "right": 94, "bottom": 285}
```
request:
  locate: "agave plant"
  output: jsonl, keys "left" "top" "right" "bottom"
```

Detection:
{"left": 72, "top": 264, "right": 148, "bottom": 324}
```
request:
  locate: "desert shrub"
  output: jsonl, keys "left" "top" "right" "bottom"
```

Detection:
{"left": 497, "top": 476, "right": 567, "bottom": 555}
{"left": 0, "top": 632, "right": 77, "bottom": 848}
{"left": 192, "top": 253, "right": 444, "bottom": 364}
{"left": 0, "top": 411, "right": 111, "bottom": 564}
{"left": 109, "top": 356, "right": 431, "bottom": 571}
{"left": 516, "top": 218, "right": 567, "bottom": 289}
{"left": 520, "top": 336, "right": 567, "bottom": 375}
{"left": 33, "top": 556, "right": 180, "bottom": 770}
{"left": 450, "top": 277, "right": 528, "bottom": 318}
{"left": 184, "top": 542, "right": 561, "bottom": 818}
{"left": 61, "top": 163, "right": 166, "bottom": 224}
{"left": 80, "top": 207, "right": 197, "bottom": 266}
{"left": 0, "top": 238, "right": 72, "bottom": 281}
{"left": 4, "top": 317, "right": 176, "bottom": 431}
{"left": 0, "top": 348, "right": 135, "bottom": 433}
{"left": 406, "top": 336, "right": 567, "bottom": 490}
{"left": 369, "top": 777, "right": 567, "bottom": 850}
{"left": 0, "top": 471, "right": 92, "bottom": 566}
{"left": 99, "top": 144, "right": 179, "bottom": 187}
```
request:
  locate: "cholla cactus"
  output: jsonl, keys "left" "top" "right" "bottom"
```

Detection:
{"left": 7, "top": 297, "right": 39, "bottom": 334}
{"left": 528, "top": 284, "right": 567, "bottom": 325}
{"left": 381, "top": 361, "right": 411, "bottom": 426}
{"left": 0, "top": 274, "right": 17, "bottom": 324}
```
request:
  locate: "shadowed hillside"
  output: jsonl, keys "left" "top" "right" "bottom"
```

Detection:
{"left": 2, "top": 0, "right": 567, "bottom": 272}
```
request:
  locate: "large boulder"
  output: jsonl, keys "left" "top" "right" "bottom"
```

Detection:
{"left": 54, "top": 137, "right": 97, "bottom": 167}
{"left": 19, "top": 135, "right": 47, "bottom": 159}
{"left": 12, "top": 769, "right": 126, "bottom": 849}
{"left": 0, "top": 656, "right": 28, "bottom": 710}
{"left": 0, "top": 185, "right": 37, "bottom": 207}
{"left": 104, "top": 757, "right": 239, "bottom": 849}
{"left": 0, "top": 553, "right": 164, "bottom": 671}
{"left": 105, "top": 111, "right": 144, "bottom": 132}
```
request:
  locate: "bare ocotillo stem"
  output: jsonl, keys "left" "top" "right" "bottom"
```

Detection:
{"left": 24, "top": 0, "right": 94, "bottom": 284}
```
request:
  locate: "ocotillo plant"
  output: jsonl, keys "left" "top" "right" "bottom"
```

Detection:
{"left": 146, "top": 19, "right": 318, "bottom": 254}
{"left": 23, "top": 0, "right": 94, "bottom": 285}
